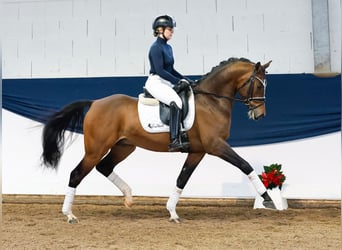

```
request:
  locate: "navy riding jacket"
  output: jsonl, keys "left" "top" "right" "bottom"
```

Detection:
{"left": 149, "top": 37, "right": 184, "bottom": 85}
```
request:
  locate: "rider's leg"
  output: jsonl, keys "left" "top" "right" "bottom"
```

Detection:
{"left": 145, "top": 75, "right": 183, "bottom": 108}
{"left": 145, "top": 75, "right": 189, "bottom": 151}
{"left": 168, "top": 101, "right": 189, "bottom": 151}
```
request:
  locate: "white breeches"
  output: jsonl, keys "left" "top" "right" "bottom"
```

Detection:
{"left": 145, "top": 75, "right": 183, "bottom": 109}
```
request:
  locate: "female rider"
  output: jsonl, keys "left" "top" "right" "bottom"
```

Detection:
{"left": 145, "top": 15, "right": 190, "bottom": 152}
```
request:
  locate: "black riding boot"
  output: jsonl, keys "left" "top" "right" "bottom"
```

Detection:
{"left": 168, "top": 102, "right": 189, "bottom": 152}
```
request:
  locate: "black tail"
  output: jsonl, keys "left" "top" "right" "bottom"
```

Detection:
{"left": 41, "top": 100, "right": 93, "bottom": 169}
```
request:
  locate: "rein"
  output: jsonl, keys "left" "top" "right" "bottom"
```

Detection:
{"left": 192, "top": 88, "right": 246, "bottom": 103}
{"left": 192, "top": 65, "right": 266, "bottom": 107}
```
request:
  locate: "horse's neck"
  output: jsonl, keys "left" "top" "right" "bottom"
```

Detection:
{"left": 199, "top": 66, "right": 239, "bottom": 97}
{"left": 196, "top": 68, "right": 236, "bottom": 124}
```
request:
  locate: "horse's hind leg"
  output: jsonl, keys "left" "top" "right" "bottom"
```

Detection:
{"left": 167, "top": 153, "right": 205, "bottom": 223}
{"left": 62, "top": 154, "right": 102, "bottom": 223}
{"left": 96, "top": 143, "right": 136, "bottom": 208}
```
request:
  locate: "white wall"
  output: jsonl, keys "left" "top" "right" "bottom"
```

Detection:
{"left": 328, "top": 0, "right": 341, "bottom": 72}
{"left": 3, "top": 110, "right": 341, "bottom": 199}
{"left": 2, "top": 0, "right": 341, "bottom": 78}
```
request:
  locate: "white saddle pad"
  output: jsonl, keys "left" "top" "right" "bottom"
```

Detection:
{"left": 137, "top": 90, "right": 195, "bottom": 133}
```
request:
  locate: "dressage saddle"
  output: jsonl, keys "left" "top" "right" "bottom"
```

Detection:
{"left": 143, "top": 85, "right": 191, "bottom": 127}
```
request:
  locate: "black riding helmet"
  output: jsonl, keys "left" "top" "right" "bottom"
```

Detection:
{"left": 152, "top": 15, "right": 176, "bottom": 31}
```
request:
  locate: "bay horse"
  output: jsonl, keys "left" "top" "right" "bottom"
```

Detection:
{"left": 41, "top": 57, "right": 274, "bottom": 223}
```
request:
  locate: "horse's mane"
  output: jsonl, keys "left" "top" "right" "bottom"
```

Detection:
{"left": 198, "top": 57, "right": 254, "bottom": 82}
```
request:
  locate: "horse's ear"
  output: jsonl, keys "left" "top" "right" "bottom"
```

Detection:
{"left": 254, "top": 62, "right": 261, "bottom": 72}
{"left": 263, "top": 60, "right": 272, "bottom": 69}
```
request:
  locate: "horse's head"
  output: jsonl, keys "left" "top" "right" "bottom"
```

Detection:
{"left": 194, "top": 58, "right": 271, "bottom": 120}
{"left": 236, "top": 60, "right": 272, "bottom": 120}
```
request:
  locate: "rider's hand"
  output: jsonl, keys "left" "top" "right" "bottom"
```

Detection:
{"left": 174, "top": 79, "right": 190, "bottom": 93}
{"left": 179, "top": 79, "right": 190, "bottom": 85}
{"left": 187, "top": 79, "right": 197, "bottom": 87}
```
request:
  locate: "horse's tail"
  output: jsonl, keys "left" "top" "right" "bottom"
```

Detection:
{"left": 41, "top": 100, "right": 93, "bottom": 169}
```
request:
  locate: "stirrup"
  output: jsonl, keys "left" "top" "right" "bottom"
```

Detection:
{"left": 168, "top": 139, "right": 190, "bottom": 152}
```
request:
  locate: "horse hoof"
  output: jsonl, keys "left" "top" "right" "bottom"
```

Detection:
{"left": 124, "top": 198, "right": 133, "bottom": 209}
{"left": 169, "top": 217, "right": 182, "bottom": 224}
{"left": 66, "top": 214, "right": 79, "bottom": 224}
{"left": 263, "top": 200, "right": 276, "bottom": 210}
{"left": 67, "top": 217, "right": 79, "bottom": 224}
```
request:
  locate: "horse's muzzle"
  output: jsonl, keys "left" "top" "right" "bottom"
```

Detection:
{"left": 255, "top": 113, "right": 265, "bottom": 120}
{"left": 248, "top": 106, "right": 266, "bottom": 120}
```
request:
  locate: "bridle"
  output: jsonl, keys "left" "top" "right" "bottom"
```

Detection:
{"left": 193, "top": 65, "right": 267, "bottom": 110}
{"left": 237, "top": 68, "right": 267, "bottom": 110}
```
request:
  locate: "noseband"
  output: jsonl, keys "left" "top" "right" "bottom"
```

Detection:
{"left": 193, "top": 64, "right": 267, "bottom": 111}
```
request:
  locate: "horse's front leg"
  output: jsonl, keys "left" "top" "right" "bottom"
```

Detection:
{"left": 208, "top": 139, "right": 276, "bottom": 209}
{"left": 167, "top": 153, "right": 205, "bottom": 223}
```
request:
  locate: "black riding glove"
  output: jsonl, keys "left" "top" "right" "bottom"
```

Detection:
{"left": 174, "top": 79, "right": 190, "bottom": 93}
{"left": 187, "top": 79, "right": 197, "bottom": 87}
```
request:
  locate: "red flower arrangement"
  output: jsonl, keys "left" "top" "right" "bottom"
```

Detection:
{"left": 259, "top": 163, "right": 286, "bottom": 190}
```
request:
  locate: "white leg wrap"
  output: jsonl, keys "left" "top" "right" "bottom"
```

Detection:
{"left": 107, "top": 171, "right": 132, "bottom": 197}
{"left": 166, "top": 187, "right": 183, "bottom": 213}
{"left": 62, "top": 187, "right": 76, "bottom": 215}
{"left": 248, "top": 171, "right": 267, "bottom": 195}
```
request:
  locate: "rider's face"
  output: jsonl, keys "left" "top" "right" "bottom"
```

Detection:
{"left": 163, "top": 27, "right": 174, "bottom": 40}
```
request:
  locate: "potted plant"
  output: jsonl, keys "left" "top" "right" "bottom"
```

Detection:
{"left": 259, "top": 163, "right": 286, "bottom": 190}
{"left": 254, "top": 163, "right": 288, "bottom": 210}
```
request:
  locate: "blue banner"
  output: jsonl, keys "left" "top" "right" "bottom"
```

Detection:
{"left": 3, "top": 74, "right": 341, "bottom": 146}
